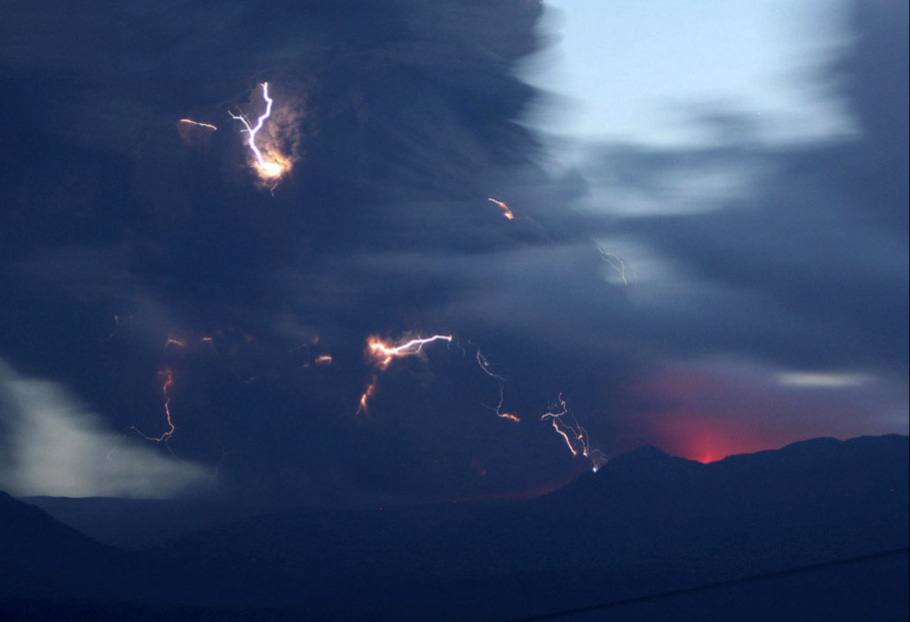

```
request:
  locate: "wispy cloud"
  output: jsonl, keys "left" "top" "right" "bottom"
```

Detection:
{"left": 0, "top": 359, "right": 208, "bottom": 498}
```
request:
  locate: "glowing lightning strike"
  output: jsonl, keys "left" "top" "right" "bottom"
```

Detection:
{"left": 178, "top": 118, "right": 218, "bottom": 131}
{"left": 165, "top": 335, "right": 187, "bottom": 348}
{"left": 475, "top": 348, "right": 520, "bottom": 422}
{"left": 367, "top": 334, "right": 453, "bottom": 369}
{"left": 357, "top": 375, "right": 378, "bottom": 416}
{"left": 488, "top": 384, "right": 521, "bottom": 423}
{"left": 488, "top": 198, "right": 515, "bottom": 220}
{"left": 475, "top": 348, "right": 505, "bottom": 381}
{"left": 229, "top": 82, "right": 290, "bottom": 181}
{"left": 132, "top": 369, "right": 177, "bottom": 445}
{"left": 357, "top": 334, "right": 453, "bottom": 414}
{"left": 540, "top": 393, "right": 606, "bottom": 472}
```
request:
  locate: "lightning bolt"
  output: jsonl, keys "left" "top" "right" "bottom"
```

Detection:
{"left": 165, "top": 335, "right": 187, "bottom": 348}
{"left": 475, "top": 348, "right": 505, "bottom": 381}
{"left": 488, "top": 197, "right": 515, "bottom": 220}
{"left": 357, "top": 375, "right": 379, "bottom": 416}
{"left": 540, "top": 393, "right": 606, "bottom": 472}
{"left": 178, "top": 118, "right": 218, "bottom": 131}
{"left": 355, "top": 335, "right": 606, "bottom": 467}
{"left": 367, "top": 334, "right": 453, "bottom": 370}
{"left": 357, "top": 334, "right": 453, "bottom": 414}
{"left": 598, "top": 248, "right": 635, "bottom": 286}
{"left": 475, "top": 348, "right": 520, "bottom": 422}
{"left": 229, "top": 82, "right": 290, "bottom": 181}
{"left": 487, "top": 383, "right": 521, "bottom": 423}
{"left": 132, "top": 369, "right": 177, "bottom": 446}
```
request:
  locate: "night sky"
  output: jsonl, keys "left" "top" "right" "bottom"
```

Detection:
{"left": 1, "top": 0, "right": 907, "bottom": 508}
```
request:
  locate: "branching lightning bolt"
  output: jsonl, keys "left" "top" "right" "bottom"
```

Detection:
{"left": 540, "top": 393, "right": 606, "bottom": 471}
{"left": 357, "top": 334, "right": 453, "bottom": 414}
{"left": 353, "top": 335, "right": 606, "bottom": 467}
{"left": 229, "top": 82, "right": 289, "bottom": 181}
{"left": 367, "top": 334, "right": 453, "bottom": 370}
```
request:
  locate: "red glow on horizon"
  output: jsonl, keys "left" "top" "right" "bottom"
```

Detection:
{"left": 623, "top": 363, "right": 821, "bottom": 463}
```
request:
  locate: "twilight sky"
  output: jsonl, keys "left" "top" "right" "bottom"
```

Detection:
{"left": 0, "top": 0, "right": 906, "bottom": 505}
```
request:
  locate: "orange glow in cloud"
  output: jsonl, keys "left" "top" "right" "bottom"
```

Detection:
{"left": 357, "top": 375, "right": 378, "bottom": 416}
{"left": 487, "top": 198, "right": 515, "bottom": 220}
{"left": 165, "top": 335, "right": 187, "bottom": 348}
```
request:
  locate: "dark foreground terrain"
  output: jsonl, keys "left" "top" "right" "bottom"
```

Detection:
{"left": 3, "top": 435, "right": 908, "bottom": 621}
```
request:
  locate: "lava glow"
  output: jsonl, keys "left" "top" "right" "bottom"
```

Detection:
{"left": 488, "top": 198, "right": 515, "bottom": 220}
{"left": 229, "top": 82, "right": 290, "bottom": 181}
{"left": 132, "top": 369, "right": 177, "bottom": 444}
{"left": 540, "top": 394, "right": 606, "bottom": 471}
{"left": 367, "top": 334, "right": 453, "bottom": 369}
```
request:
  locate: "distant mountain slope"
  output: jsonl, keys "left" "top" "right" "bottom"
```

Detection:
{"left": 0, "top": 491, "right": 146, "bottom": 602}
{"left": 22, "top": 495, "right": 259, "bottom": 550}
{"left": 6, "top": 435, "right": 907, "bottom": 620}
{"left": 147, "top": 435, "right": 908, "bottom": 618}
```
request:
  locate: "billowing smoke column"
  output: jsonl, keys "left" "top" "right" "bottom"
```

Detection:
{"left": 0, "top": 0, "right": 619, "bottom": 503}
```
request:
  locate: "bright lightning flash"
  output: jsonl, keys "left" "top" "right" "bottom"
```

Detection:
{"left": 229, "top": 82, "right": 290, "bottom": 181}
{"left": 488, "top": 198, "right": 515, "bottom": 220}
{"left": 357, "top": 334, "right": 453, "bottom": 414}
{"left": 367, "top": 334, "right": 453, "bottom": 370}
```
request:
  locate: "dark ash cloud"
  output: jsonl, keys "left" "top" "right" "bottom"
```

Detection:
{"left": 0, "top": 0, "right": 905, "bottom": 505}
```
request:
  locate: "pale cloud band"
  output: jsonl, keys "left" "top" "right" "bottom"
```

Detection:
{"left": 0, "top": 359, "right": 208, "bottom": 499}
